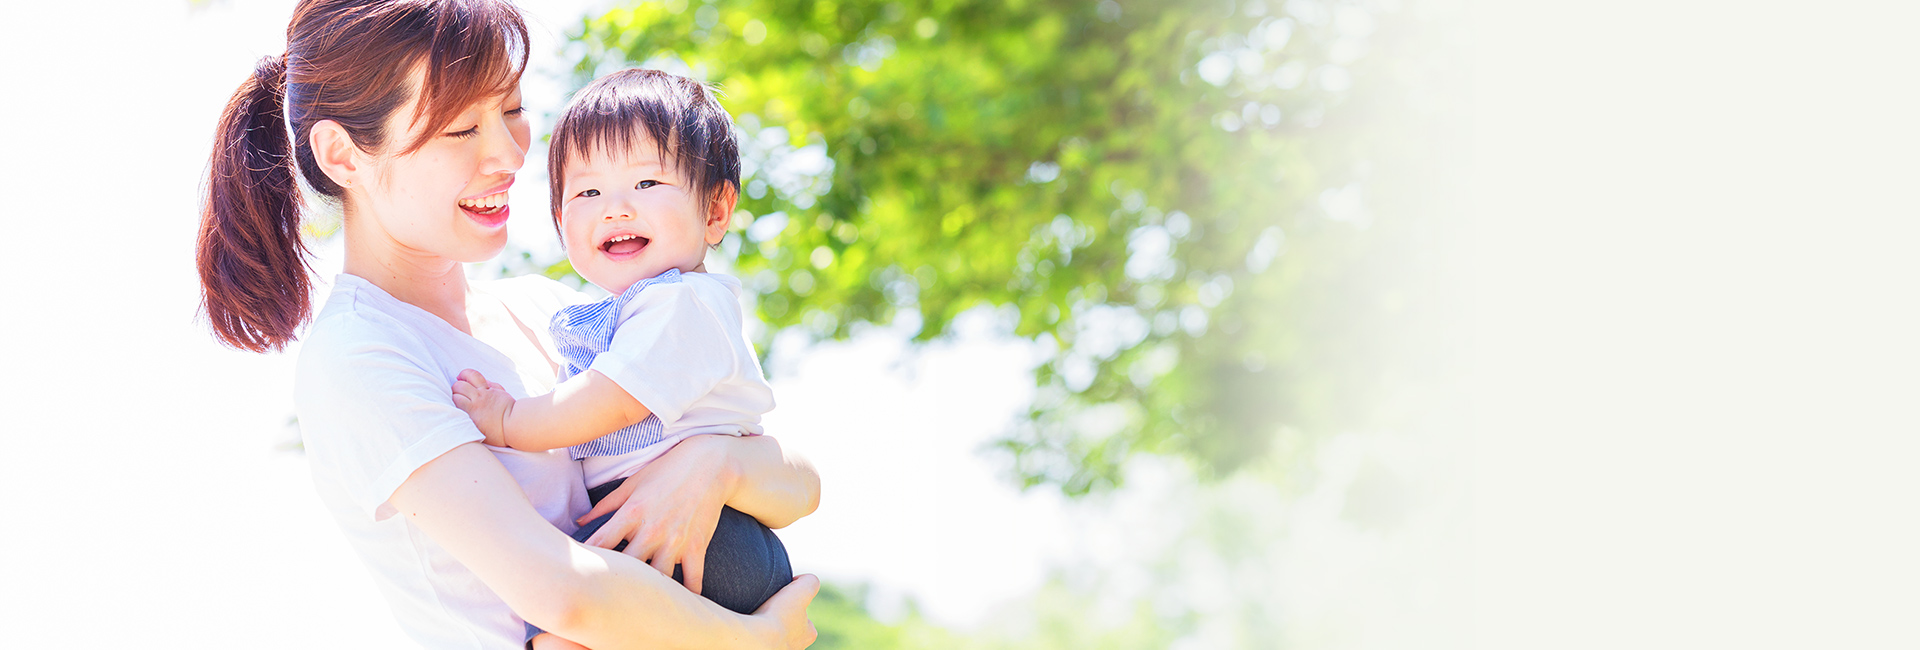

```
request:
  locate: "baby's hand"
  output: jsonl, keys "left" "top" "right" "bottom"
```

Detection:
{"left": 451, "top": 368, "right": 513, "bottom": 447}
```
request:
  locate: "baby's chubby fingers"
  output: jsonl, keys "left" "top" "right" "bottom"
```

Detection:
{"left": 456, "top": 368, "right": 490, "bottom": 386}
{"left": 451, "top": 380, "right": 478, "bottom": 405}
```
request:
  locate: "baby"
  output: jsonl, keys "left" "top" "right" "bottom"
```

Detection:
{"left": 451, "top": 69, "right": 791, "bottom": 649}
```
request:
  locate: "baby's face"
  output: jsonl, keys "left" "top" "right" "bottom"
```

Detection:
{"left": 557, "top": 140, "right": 724, "bottom": 294}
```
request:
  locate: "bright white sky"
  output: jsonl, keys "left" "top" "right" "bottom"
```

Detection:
{"left": 0, "top": 0, "right": 1081, "bottom": 645}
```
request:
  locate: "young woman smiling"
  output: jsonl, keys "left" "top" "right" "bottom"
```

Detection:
{"left": 194, "top": 1, "right": 820, "bottom": 648}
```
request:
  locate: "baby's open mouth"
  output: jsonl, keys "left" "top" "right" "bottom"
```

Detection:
{"left": 459, "top": 190, "right": 508, "bottom": 215}
{"left": 603, "top": 234, "right": 649, "bottom": 255}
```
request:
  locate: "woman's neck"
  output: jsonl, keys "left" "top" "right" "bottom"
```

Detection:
{"left": 342, "top": 217, "right": 474, "bottom": 335}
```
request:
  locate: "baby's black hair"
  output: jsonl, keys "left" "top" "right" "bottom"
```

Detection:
{"left": 546, "top": 68, "right": 740, "bottom": 235}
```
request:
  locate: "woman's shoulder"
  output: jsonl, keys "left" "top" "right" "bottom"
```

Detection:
{"left": 298, "top": 276, "right": 452, "bottom": 384}
{"left": 304, "top": 277, "right": 430, "bottom": 352}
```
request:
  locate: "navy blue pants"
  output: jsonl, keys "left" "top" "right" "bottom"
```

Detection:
{"left": 527, "top": 477, "right": 793, "bottom": 642}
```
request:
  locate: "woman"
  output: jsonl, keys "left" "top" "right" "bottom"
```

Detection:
{"left": 194, "top": 1, "right": 820, "bottom": 647}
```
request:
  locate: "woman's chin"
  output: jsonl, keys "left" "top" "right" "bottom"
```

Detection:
{"left": 447, "top": 229, "right": 511, "bottom": 264}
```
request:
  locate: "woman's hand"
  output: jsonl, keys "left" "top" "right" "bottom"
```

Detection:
{"left": 579, "top": 434, "right": 739, "bottom": 595}
{"left": 755, "top": 574, "right": 820, "bottom": 649}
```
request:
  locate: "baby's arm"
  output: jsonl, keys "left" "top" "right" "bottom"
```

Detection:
{"left": 452, "top": 368, "right": 654, "bottom": 452}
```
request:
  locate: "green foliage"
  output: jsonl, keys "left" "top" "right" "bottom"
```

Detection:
{"left": 807, "top": 579, "right": 1182, "bottom": 650}
{"left": 561, "top": 0, "right": 1433, "bottom": 494}
{"left": 807, "top": 582, "right": 914, "bottom": 649}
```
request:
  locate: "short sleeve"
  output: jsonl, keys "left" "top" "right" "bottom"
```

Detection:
{"left": 295, "top": 317, "right": 485, "bottom": 521}
{"left": 588, "top": 283, "right": 738, "bottom": 425}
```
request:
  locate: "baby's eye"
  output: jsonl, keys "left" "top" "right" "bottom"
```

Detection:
{"left": 577, "top": 189, "right": 600, "bottom": 198}
{"left": 636, "top": 180, "right": 660, "bottom": 189}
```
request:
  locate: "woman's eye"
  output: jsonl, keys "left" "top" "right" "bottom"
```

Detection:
{"left": 445, "top": 126, "right": 479, "bottom": 139}
{"left": 578, "top": 189, "right": 600, "bottom": 198}
{"left": 504, "top": 106, "right": 526, "bottom": 118}
{"left": 636, "top": 180, "right": 660, "bottom": 189}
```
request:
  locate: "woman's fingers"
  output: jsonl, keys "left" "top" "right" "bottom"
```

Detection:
{"left": 579, "top": 494, "right": 623, "bottom": 526}
{"left": 583, "top": 511, "right": 636, "bottom": 549}
{"left": 625, "top": 533, "right": 666, "bottom": 568}
{"left": 648, "top": 550, "right": 675, "bottom": 576}
{"left": 456, "top": 368, "right": 487, "bottom": 385}
{"left": 578, "top": 480, "right": 641, "bottom": 526}
{"left": 755, "top": 574, "right": 820, "bottom": 649}
{"left": 645, "top": 534, "right": 681, "bottom": 575}
{"left": 680, "top": 540, "right": 706, "bottom": 595}
{"left": 756, "top": 573, "right": 820, "bottom": 615}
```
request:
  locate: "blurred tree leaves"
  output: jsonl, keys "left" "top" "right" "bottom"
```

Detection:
{"left": 807, "top": 578, "right": 1178, "bottom": 650}
{"left": 561, "top": 0, "right": 1446, "bottom": 494}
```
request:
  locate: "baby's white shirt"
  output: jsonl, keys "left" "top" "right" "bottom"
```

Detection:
{"left": 578, "top": 272, "right": 775, "bottom": 487}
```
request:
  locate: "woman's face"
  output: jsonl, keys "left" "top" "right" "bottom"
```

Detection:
{"left": 351, "top": 77, "right": 529, "bottom": 264}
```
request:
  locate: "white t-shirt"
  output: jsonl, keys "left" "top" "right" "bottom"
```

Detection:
{"left": 579, "top": 272, "right": 775, "bottom": 487}
{"left": 295, "top": 273, "right": 592, "bottom": 649}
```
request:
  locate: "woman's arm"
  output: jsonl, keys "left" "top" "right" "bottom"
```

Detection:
{"left": 577, "top": 433, "right": 821, "bottom": 595}
{"left": 582, "top": 433, "right": 820, "bottom": 531}
{"left": 715, "top": 432, "right": 822, "bottom": 528}
{"left": 388, "top": 442, "right": 817, "bottom": 650}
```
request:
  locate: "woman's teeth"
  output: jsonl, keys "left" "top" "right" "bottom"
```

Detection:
{"left": 459, "top": 190, "right": 508, "bottom": 212}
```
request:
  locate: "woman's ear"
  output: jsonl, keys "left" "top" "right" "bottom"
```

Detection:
{"left": 704, "top": 183, "right": 741, "bottom": 246}
{"left": 309, "top": 119, "right": 363, "bottom": 191}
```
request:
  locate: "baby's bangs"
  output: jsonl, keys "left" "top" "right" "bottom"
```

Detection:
{"left": 402, "top": 0, "right": 530, "bottom": 153}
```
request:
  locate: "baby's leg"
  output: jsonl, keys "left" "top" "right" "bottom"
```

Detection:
{"left": 573, "top": 504, "right": 792, "bottom": 614}
{"left": 677, "top": 505, "right": 793, "bottom": 613}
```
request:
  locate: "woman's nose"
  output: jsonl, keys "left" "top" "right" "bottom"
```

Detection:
{"left": 480, "top": 114, "right": 527, "bottom": 175}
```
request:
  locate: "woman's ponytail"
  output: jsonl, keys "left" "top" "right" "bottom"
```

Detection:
{"left": 197, "top": 55, "right": 311, "bottom": 353}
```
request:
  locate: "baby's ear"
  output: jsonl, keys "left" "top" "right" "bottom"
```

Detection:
{"left": 705, "top": 184, "right": 740, "bottom": 246}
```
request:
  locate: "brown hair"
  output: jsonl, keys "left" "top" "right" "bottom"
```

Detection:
{"left": 546, "top": 69, "right": 741, "bottom": 238}
{"left": 197, "top": 0, "right": 529, "bottom": 352}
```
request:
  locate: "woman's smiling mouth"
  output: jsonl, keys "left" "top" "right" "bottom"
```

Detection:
{"left": 459, "top": 189, "right": 508, "bottom": 214}
{"left": 459, "top": 188, "right": 512, "bottom": 227}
